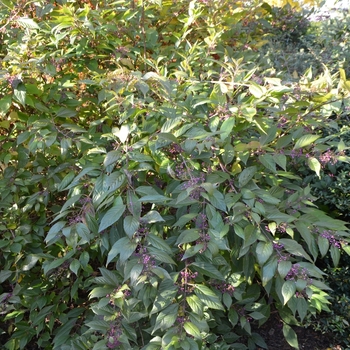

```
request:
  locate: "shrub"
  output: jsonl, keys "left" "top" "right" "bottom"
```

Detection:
{"left": 1, "top": 1, "right": 350, "bottom": 349}
{"left": 258, "top": 8, "right": 350, "bottom": 79}
{"left": 305, "top": 252, "right": 350, "bottom": 347}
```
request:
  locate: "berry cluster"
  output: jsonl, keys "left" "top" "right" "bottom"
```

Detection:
{"left": 319, "top": 149, "right": 338, "bottom": 167}
{"left": 106, "top": 323, "right": 122, "bottom": 349}
{"left": 320, "top": 230, "right": 342, "bottom": 249}
{"left": 177, "top": 269, "right": 198, "bottom": 294}
{"left": 211, "top": 281, "right": 235, "bottom": 296}
{"left": 286, "top": 264, "right": 312, "bottom": 285}
{"left": 273, "top": 242, "right": 291, "bottom": 262}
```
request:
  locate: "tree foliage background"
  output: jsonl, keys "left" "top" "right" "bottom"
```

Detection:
{"left": 1, "top": 0, "right": 350, "bottom": 349}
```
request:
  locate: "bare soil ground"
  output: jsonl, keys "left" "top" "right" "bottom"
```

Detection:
{"left": 254, "top": 312, "right": 343, "bottom": 350}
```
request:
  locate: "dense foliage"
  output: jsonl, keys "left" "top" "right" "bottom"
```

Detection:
{"left": 306, "top": 252, "right": 350, "bottom": 347}
{"left": 1, "top": 0, "right": 350, "bottom": 349}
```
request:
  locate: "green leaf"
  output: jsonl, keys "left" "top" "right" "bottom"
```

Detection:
{"left": 342, "top": 245, "right": 350, "bottom": 256}
{"left": 186, "top": 295, "right": 204, "bottom": 316}
{"left": 113, "top": 124, "right": 129, "bottom": 143}
{"left": 196, "top": 292, "right": 224, "bottom": 310}
{"left": 173, "top": 213, "right": 197, "bottom": 228}
{"left": 307, "top": 157, "right": 321, "bottom": 178}
{"left": 295, "top": 222, "right": 313, "bottom": 253}
{"left": 107, "top": 237, "right": 138, "bottom": 265}
{"left": 242, "top": 224, "right": 258, "bottom": 249}
{"left": 53, "top": 319, "right": 77, "bottom": 348}
{"left": 0, "top": 0, "right": 14, "bottom": 10}
{"left": 56, "top": 107, "right": 77, "bottom": 118}
{"left": 158, "top": 132, "right": 178, "bottom": 143}
{"left": 223, "top": 292, "right": 232, "bottom": 309}
{"left": 13, "top": 83, "right": 26, "bottom": 106}
{"left": 76, "top": 223, "right": 91, "bottom": 243}
{"left": 148, "top": 247, "right": 176, "bottom": 265}
{"left": 255, "top": 190, "right": 280, "bottom": 205}
{"left": 98, "top": 199, "right": 126, "bottom": 232}
{"left": 45, "top": 221, "right": 66, "bottom": 245}
{"left": 86, "top": 320, "right": 110, "bottom": 332}
{"left": 103, "top": 150, "right": 121, "bottom": 168}
{"left": 220, "top": 117, "right": 235, "bottom": 140}
{"left": 256, "top": 241, "right": 273, "bottom": 265}
{"left": 161, "top": 117, "right": 182, "bottom": 133}
{"left": 79, "top": 251, "right": 90, "bottom": 267}
{"left": 238, "top": 166, "right": 257, "bottom": 188}
{"left": 278, "top": 260, "right": 292, "bottom": 279}
{"left": 151, "top": 266, "right": 172, "bottom": 280}
{"left": 222, "top": 143, "right": 235, "bottom": 164}
{"left": 317, "top": 236, "right": 328, "bottom": 258}
{"left": 262, "top": 258, "right": 277, "bottom": 286}
{"left": 251, "top": 332, "right": 268, "bottom": 349}
{"left": 152, "top": 303, "right": 179, "bottom": 333}
{"left": 296, "top": 297, "right": 308, "bottom": 322}
{"left": 278, "top": 239, "right": 313, "bottom": 262}
{"left": 266, "top": 211, "right": 294, "bottom": 224}
{"left": 150, "top": 284, "right": 177, "bottom": 315}
{"left": 140, "top": 210, "right": 164, "bottom": 224}
{"left": 10, "top": 243, "right": 21, "bottom": 253}
{"left": 209, "top": 189, "right": 227, "bottom": 211}
{"left": 43, "top": 251, "right": 75, "bottom": 275}
{"left": 127, "top": 190, "right": 142, "bottom": 218}
{"left": 294, "top": 134, "right": 321, "bottom": 149}
{"left": 330, "top": 245, "right": 340, "bottom": 266}
{"left": 183, "top": 322, "right": 201, "bottom": 339}
{"left": 0, "top": 270, "right": 12, "bottom": 283}
{"left": 20, "top": 254, "right": 39, "bottom": 271}
{"left": 241, "top": 106, "right": 256, "bottom": 121}
{"left": 182, "top": 244, "right": 204, "bottom": 260}
{"left": 62, "top": 123, "right": 88, "bottom": 133}
{"left": 138, "top": 194, "right": 171, "bottom": 203}
{"left": 58, "top": 171, "right": 75, "bottom": 191}
{"left": 128, "top": 262, "right": 144, "bottom": 285}
{"left": 17, "top": 130, "right": 30, "bottom": 145}
{"left": 69, "top": 259, "right": 81, "bottom": 275}
{"left": 16, "top": 17, "right": 40, "bottom": 29}
{"left": 147, "top": 234, "right": 172, "bottom": 254}
{"left": 123, "top": 215, "right": 139, "bottom": 238}
{"left": 260, "top": 125, "right": 277, "bottom": 145}
{"left": 259, "top": 154, "right": 276, "bottom": 172}
{"left": 0, "top": 95, "right": 12, "bottom": 116}
{"left": 191, "top": 261, "right": 225, "bottom": 280}
{"left": 274, "top": 154, "right": 287, "bottom": 171}
{"left": 282, "top": 280, "right": 296, "bottom": 305}
{"left": 282, "top": 324, "right": 299, "bottom": 349}
{"left": 98, "top": 267, "right": 121, "bottom": 286}
{"left": 195, "top": 285, "right": 224, "bottom": 310}
{"left": 249, "top": 312, "right": 266, "bottom": 321}
{"left": 60, "top": 194, "right": 82, "bottom": 213}
{"left": 249, "top": 83, "right": 266, "bottom": 98}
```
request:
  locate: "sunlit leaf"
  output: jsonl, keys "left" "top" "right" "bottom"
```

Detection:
{"left": 13, "top": 84, "right": 26, "bottom": 106}
{"left": 294, "top": 135, "right": 321, "bottom": 150}
{"left": 256, "top": 241, "right": 273, "bottom": 265}
{"left": 282, "top": 323, "right": 299, "bottom": 349}
{"left": 183, "top": 322, "right": 201, "bottom": 339}
{"left": 282, "top": 280, "right": 296, "bottom": 305}
{"left": 307, "top": 157, "right": 321, "bottom": 178}
{"left": 16, "top": 17, "right": 39, "bottom": 29}
{"left": 140, "top": 210, "right": 164, "bottom": 224}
